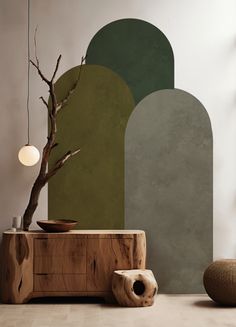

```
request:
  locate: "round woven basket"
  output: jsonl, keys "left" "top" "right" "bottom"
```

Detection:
{"left": 203, "top": 259, "right": 236, "bottom": 306}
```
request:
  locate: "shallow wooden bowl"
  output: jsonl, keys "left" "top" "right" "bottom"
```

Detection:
{"left": 37, "top": 219, "right": 78, "bottom": 232}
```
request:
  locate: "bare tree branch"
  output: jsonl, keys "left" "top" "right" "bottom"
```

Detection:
{"left": 46, "top": 148, "right": 81, "bottom": 181}
{"left": 32, "top": 27, "right": 61, "bottom": 85}
{"left": 39, "top": 96, "right": 49, "bottom": 110}
{"left": 56, "top": 55, "right": 86, "bottom": 113}
{"left": 30, "top": 59, "right": 50, "bottom": 85}
{"left": 51, "top": 142, "right": 59, "bottom": 149}
{"left": 23, "top": 47, "right": 82, "bottom": 230}
{"left": 51, "top": 55, "right": 62, "bottom": 82}
{"left": 34, "top": 26, "right": 39, "bottom": 66}
{"left": 77, "top": 55, "right": 87, "bottom": 82}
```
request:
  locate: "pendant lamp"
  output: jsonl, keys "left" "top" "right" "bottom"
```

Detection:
{"left": 18, "top": 0, "right": 40, "bottom": 166}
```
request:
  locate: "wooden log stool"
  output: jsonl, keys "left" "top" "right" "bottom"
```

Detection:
{"left": 112, "top": 269, "right": 158, "bottom": 307}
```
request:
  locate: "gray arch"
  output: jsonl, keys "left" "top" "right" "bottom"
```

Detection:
{"left": 125, "top": 89, "right": 213, "bottom": 293}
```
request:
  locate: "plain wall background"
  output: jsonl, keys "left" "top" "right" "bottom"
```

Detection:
{"left": 0, "top": 0, "right": 236, "bottom": 258}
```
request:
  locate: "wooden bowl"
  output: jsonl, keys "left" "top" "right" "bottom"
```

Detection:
{"left": 37, "top": 219, "right": 78, "bottom": 232}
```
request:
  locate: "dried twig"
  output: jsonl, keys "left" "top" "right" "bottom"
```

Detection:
{"left": 51, "top": 55, "right": 62, "bottom": 82}
{"left": 30, "top": 59, "right": 50, "bottom": 85}
{"left": 39, "top": 96, "right": 49, "bottom": 109}
{"left": 46, "top": 149, "right": 81, "bottom": 181}
{"left": 34, "top": 26, "right": 39, "bottom": 66}
{"left": 56, "top": 55, "right": 86, "bottom": 113}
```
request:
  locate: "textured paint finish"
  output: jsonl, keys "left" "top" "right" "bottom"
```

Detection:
{"left": 48, "top": 65, "right": 134, "bottom": 229}
{"left": 86, "top": 19, "right": 174, "bottom": 104}
{"left": 125, "top": 89, "right": 213, "bottom": 293}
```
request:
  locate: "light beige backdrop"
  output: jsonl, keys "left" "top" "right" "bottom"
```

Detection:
{"left": 0, "top": 0, "right": 236, "bottom": 260}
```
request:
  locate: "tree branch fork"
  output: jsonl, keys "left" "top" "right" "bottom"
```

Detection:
{"left": 23, "top": 50, "right": 85, "bottom": 230}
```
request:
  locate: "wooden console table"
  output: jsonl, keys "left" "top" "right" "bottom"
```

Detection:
{"left": 0, "top": 230, "right": 146, "bottom": 303}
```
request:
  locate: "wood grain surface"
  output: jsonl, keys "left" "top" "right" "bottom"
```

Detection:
{"left": 34, "top": 239, "right": 86, "bottom": 256}
{"left": 34, "top": 255, "right": 86, "bottom": 274}
{"left": 1, "top": 230, "right": 146, "bottom": 303}
{"left": 34, "top": 274, "right": 86, "bottom": 292}
{"left": 87, "top": 238, "right": 133, "bottom": 291}
{"left": 0, "top": 233, "right": 33, "bottom": 303}
{"left": 112, "top": 269, "right": 158, "bottom": 307}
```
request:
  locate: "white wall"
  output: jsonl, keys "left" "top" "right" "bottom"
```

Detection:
{"left": 0, "top": 0, "right": 236, "bottom": 258}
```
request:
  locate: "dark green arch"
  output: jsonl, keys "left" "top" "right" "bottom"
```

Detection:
{"left": 48, "top": 65, "right": 134, "bottom": 229}
{"left": 86, "top": 18, "right": 174, "bottom": 104}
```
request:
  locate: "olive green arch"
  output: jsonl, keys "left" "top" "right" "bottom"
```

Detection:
{"left": 86, "top": 18, "right": 174, "bottom": 104}
{"left": 48, "top": 65, "right": 134, "bottom": 229}
{"left": 125, "top": 89, "right": 213, "bottom": 293}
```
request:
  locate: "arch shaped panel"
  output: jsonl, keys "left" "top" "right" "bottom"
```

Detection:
{"left": 86, "top": 19, "right": 174, "bottom": 104}
{"left": 125, "top": 89, "right": 213, "bottom": 293}
{"left": 48, "top": 65, "right": 134, "bottom": 228}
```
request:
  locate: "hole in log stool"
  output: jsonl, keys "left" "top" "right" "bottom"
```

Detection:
{"left": 133, "top": 280, "right": 145, "bottom": 296}
{"left": 112, "top": 270, "right": 158, "bottom": 307}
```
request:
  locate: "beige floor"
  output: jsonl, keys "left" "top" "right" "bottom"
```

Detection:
{"left": 0, "top": 295, "right": 236, "bottom": 327}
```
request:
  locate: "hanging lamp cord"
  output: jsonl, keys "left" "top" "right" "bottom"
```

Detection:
{"left": 26, "top": 0, "right": 30, "bottom": 145}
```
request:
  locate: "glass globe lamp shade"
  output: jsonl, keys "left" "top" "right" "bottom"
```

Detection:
{"left": 18, "top": 145, "right": 40, "bottom": 166}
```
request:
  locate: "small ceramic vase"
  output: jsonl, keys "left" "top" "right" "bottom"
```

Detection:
{"left": 12, "top": 216, "right": 22, "bottom": 230}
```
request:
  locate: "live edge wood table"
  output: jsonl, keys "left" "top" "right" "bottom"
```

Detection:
{"left": 0, "top": 230, "right": 146, "bottom": 304}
